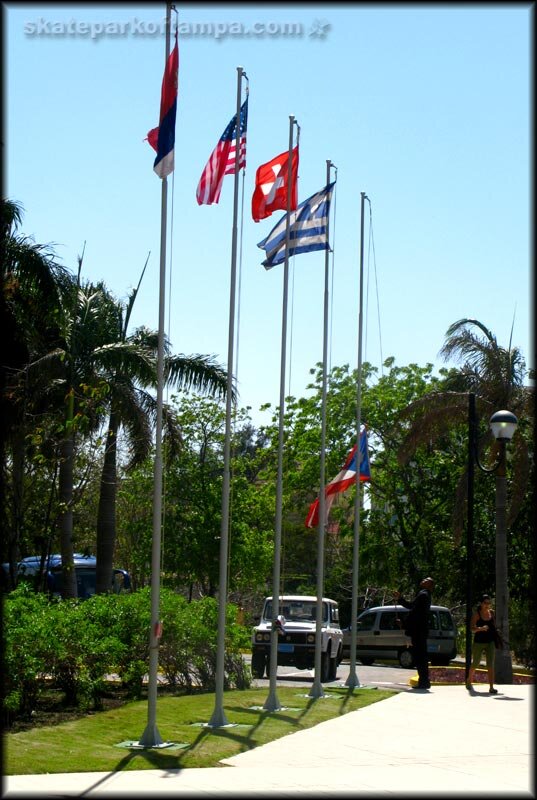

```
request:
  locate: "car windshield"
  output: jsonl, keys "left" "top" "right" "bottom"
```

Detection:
{"left": 264, "top": 600, "right": 328, "bottom": 622}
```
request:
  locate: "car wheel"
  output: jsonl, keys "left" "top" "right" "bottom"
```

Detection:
{"left": 251, "top": 652, "right": 267, "bottom": 678}
{"left": 431, "top": 657, "right": 451, "bottom": 666}
{"left": 399, "top": 648, "right": 414, "bottom": 668}
{"left": 359, "top": 656, "right": 374, "bottom": 666}
{"left": 320, "top": 651, "right": 330, "bottom": 682}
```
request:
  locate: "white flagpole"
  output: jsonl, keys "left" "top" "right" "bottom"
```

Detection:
{"left": 309, "top": 160, "right": 335, "bottom": 699}
{"left": 346, "top": 190, "right": 368, "bottom": 690}
{"left": 263, "top": 115, "right": 298, "bottom": 712}
{"left": 208, "top": 65, "right": 246, "bottom": 728}
{"left": 138, "top": 2, "right": 172, "bottom": 748}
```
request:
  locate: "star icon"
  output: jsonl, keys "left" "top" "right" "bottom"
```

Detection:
{"left": 309, "top": 19, "right": 331, "bottom": 39}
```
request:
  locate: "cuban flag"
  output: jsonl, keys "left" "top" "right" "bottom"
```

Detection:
{"left": 147, "top": 34, "right": 179, "bottom": 179}
{"left": 257, "top": 182, "right": 335, "bottom": 270}
{"left": 305, "top": 427, "right": 371, "bottom": 529}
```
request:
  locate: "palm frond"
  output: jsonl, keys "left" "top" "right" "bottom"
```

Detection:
{"left": 165, "top": 353, "right": 234, "bottom": 402}
{"left": 123, "top": 253, "right": 151, "bottom": 338}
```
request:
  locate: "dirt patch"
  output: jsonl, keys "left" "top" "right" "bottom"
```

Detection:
{"left": 7, "top": 682, "right": 196, "bottom": 732}
{"left": 9, "top": 686, "right": 131, "bottom": 732}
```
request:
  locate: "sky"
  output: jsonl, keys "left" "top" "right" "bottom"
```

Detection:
{"left": 4, "top": 3, "right": 533, "bottom": 427}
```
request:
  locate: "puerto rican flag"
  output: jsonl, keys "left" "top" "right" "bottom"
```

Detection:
{"left": 305, "top": 427, "right": 371, "bottom": 528}
{"left": 147, "top": 34, "right": 179, "bottom": 179}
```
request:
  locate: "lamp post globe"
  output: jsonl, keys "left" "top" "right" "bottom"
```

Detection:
{"left": 489, "top": 410, "right": 518, "bottom": 442}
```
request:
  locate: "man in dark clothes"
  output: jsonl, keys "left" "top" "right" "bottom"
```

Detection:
{"left": 394, "top": 577, "right": 434, "bottom": 689}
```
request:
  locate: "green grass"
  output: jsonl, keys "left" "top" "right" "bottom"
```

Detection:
{"left": 5, "top": 686, "right": 395, "bottom": 775}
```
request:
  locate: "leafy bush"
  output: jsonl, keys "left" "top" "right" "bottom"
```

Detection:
{"left": 48, "top": 597, "right": 125, "bottom": 709}
{"left": 2, "top": 585, "right": 51, "bottom": 722}
{"left": 3, "top": 586, "right": 250, "bottom": 725}
{"left": 103, "top": 588, "right": 152, "bottom": 697}
{"left": 156, "top": 590, "right": 251, "bottom": 691}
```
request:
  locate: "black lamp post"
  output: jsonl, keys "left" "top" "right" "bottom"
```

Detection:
{"left": 465, "top": 394, "right": 518, "bottom": 684}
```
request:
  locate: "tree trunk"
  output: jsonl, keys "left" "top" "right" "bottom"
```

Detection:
{"left": 58, "top": 433, "right": 77, "bottom": 598}
{"left": 6, "top": 426, "right": 26, "bottom": 587}
{"left": 95, "top": 414, "right": 118, "bottom": 594}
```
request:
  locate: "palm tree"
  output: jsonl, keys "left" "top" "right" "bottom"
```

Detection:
{"left": 2, "top": 204, "right": 235, "bottom": 598}
{"left": 398, "top": 318, "right": 532, "bottom": 681}
{"left": 18, "top": 274, "right": 158, "bottom": 597}
{"left": 94, "top": 269, "right": 231, "bottom": 594}
{"left": 1, "top": 200, "right": 73, "bottom": 583}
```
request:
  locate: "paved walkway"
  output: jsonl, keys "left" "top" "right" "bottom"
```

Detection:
{"left": 4, "top": 684, "right": 533, "bottom": 797}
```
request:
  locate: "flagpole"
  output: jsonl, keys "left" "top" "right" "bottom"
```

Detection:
{"left": 208, "top": 65, "right": 245, "bottom": 728}
{"left": 309, "top": 160, "right": 335, "bottom": 699}
{"left": 346, "top": 190, "right": 367, "bottom": 690}
{"left": 263, "top": 114, "right": 297, "bottom": 712}
{"left": 138, "top": 2, "right": 172, "bottom": 747}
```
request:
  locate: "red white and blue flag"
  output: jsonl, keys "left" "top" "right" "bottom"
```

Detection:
{"left": 147, "top": 34, "right": 179, "bottom": 179}
{"left": 305, "top": 427, "right": 371, "bottom": 528}
{"left": 196, "top": 99, "right": 248, "bottom": 205}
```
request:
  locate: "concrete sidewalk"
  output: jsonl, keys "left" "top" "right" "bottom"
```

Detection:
{"left": 3, "top": 684, "right": 534, "bottom": 797}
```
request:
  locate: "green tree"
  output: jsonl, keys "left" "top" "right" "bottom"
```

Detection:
{"left": 1, "top": 199, "right": 73, "bottom": 582}
{"left": 94, "top": 263, "right": 230, "bottom": 594}
{"left": 115, "top": 396, "right": 273, "bottom": 601}
{"left": 255, "top": 359, "right": 459, "bottom": 607}
{"left": 397, "top": 318, "right": 533, "bottom": 680}
{"left": 27, "top": 277, "right": 157, "bottom": 596}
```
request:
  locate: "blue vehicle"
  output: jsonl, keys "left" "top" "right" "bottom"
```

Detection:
{"left": 2, "top": 554, "right": 131, "bottom": 599}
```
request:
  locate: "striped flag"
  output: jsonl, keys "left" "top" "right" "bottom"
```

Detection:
{"left": 146, "top": 34, "right": 179, "bottom": 179}
{"left": 196, "top": 99, "right": 248, "bottom": 205}
{"left": 257, "top": 182, "right": 334, "bottom": 269}
{"left": 305, "top": 427, "right": 371, "bottom": 529}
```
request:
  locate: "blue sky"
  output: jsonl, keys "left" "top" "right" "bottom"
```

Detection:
{"left": 5, "top": 3, "right": 532, "bottom": 425}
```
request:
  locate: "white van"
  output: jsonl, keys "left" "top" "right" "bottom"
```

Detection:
{"left": 342, "top": 604, "right": 457, "bottom": 667}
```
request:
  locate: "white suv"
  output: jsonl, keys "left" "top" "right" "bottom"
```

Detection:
{"left": 251, "top": 595, "right": 343, "bottom": 682}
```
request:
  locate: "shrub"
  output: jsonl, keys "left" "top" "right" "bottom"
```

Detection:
{"left": 3, "top": 586, "right": 250, "bottom": 725}
{"left": 2, "top": 585, "right": 51, "bottom": 722}
{"left": 157, "top": 590, "right": 251, "bottom": 691}
{"left": 103, "top": 589, "right": 151, "bottom": 698}
{"left": 49, "top": 597, "right": 125, "bottom": 709}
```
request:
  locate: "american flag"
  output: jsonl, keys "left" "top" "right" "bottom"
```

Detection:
{"left": 196, "top": 98, "right": 248, "bottom": 205}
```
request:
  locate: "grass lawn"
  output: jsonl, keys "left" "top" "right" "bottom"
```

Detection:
{"left": 5, "top": 686, "right": 395, "bottom": 775}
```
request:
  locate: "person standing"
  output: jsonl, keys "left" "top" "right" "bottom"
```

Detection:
{"left": 394, "top": 577, "right": 434, "bottom": 689}
{"left": 466, "top": 594, "right": 498, "bottom": 694}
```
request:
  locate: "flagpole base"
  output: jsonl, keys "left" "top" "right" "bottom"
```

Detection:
{"left": 263, "top": 688, "right": 282, "bottom": 711}
{"left": 137, "top": 723, "right": 164, "bottom": 748}
{"left": 308, "top": 678, "right": 325, "bottom": 699}
{"left": 207, "top": 704, "right": 230, "bottom": 728}
{"left": 345, "top": 669, "right": 361, "bottom": 689}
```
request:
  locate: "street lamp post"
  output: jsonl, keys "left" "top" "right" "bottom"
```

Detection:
{"left": 465, "top": 394, "right": 518, "bottom": 685}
